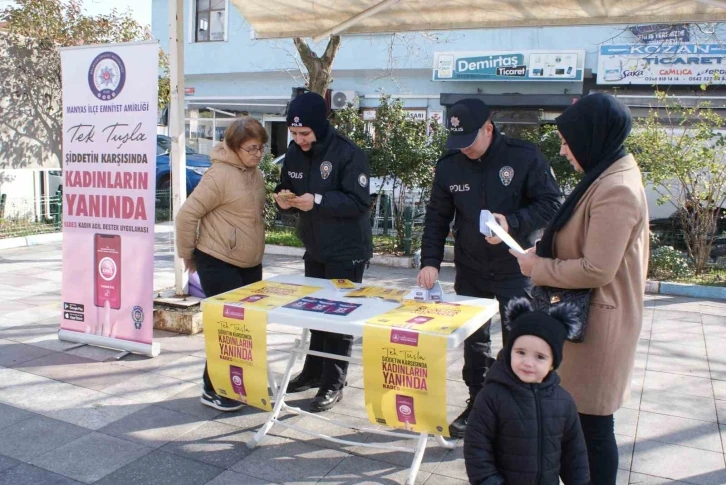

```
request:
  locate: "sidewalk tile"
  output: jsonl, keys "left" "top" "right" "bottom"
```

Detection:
{"left": 231, "top": 436, "right": 348, "bottom": 483}
{"left": 111, "top": 351, "right": 188, "bottom": 373}
{"left": 0, "top": 340, "right": 53, "bottom": 367}
{"left": 713, "top": 380, "right": 726, "bottom": 400}
{"left": 322, "top": 454, "right": 431, "bottom": 485}
{"left": 629, "top": 471, "right": 693, "bottom": 484}
{"left": 640, "top": 389, "right": 717, "bottom": 422}
{"left": 614, "top": 407, "right": 640, "bottom": 437}
{"left": 101, "top": 372, "right": 196, "bottom": 405}
{"left": 93, "top": 450, "right": 223, "bottom": 485}
{"left": 204, "top": 470, "right": 276, "bottom": 485}
{"left": 653, "top": 310, "right": 701, "bottom": 324}
{"left": 424, "top": 475, "right": 468, "bottom": 485}
{"left": 351, "top": 428, "right": 452, "bottom": 474}
{"left": 643, "top": 370, "right": 714, "bottom": 398}
{"left": 30, "top": 432, "right": 151, "bottom": 484}
{"left": 649, "top": 331, "right": 705, "bottom": 348}
{"left": 12, "top": 352, "right": 147, "bottom": 391}
{"left": 151, "top": 355, "right": 206, "bottom": 384}
{"left": 277, "top": 413, "right": 376, "bottom": 452}
{"left": 632, "top": 439, "right": 726, "bottom": 484}
{"left": 0, "top": 415, "right": 89, "bottom": 461}
{"left": 618, "top": 433, "right": 636, "bottom": 470}
{"left": 0, "top": 464, "right": 83, "bottom": 485}
{"left": 649, "top": 320, "right": 703, "bottom": 336}
{"left": 156, "top": 384, "right": 223, "bottom": 420}
{"left": 430, "top": 442, "right": 467, "bottom": 482}
{"left": 0, "top": 403, "right": 33, "bottom": 431}
{"left": 0, "top": 323, "right": 79, "bottom": 352}
{"left": 0, "top": 456, "right": 20, "bottom": 475}
{"left": 161, "top": 420, "right": 255, "bottom": 469}
{"left": 636, "top": 411, "right": 723, "bottom": 452}
{"left": 99, "top": 405, "right": 205, "bottom": 449}
{"left": 715, "top": 400, "right": 726, "bottom": 424}
{"left": 213, "top": 402, "right": 299, "bottom": 434}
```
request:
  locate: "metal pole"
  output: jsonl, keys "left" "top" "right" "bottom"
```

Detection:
{"left": 169, "top": 0, "right": 188, "bottom": 295}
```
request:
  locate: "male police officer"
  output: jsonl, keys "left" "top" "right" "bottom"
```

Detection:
{"left": 274, "top": 92, "right": 373, "bottom": 412}
{"left": 418, "top": 98, "right": 561, "bottom": 437}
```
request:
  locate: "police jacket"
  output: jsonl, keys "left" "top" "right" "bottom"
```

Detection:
{"left": 421, "top": 130, "right": 561, "bottom": 280}
{"left": 464, "top": 352, "right": 590, "bottom": 485}
{"left": 275, "top": 125, "right": 373, "bottom": 264}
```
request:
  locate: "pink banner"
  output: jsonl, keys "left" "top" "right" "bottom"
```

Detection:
{"left": 60, "top": 42, "right": 158, "bottom": 346}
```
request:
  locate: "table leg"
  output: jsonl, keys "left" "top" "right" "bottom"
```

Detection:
{"left": 435, "top": 434, "right": 456, "bottom": 450}
{"left": 247, "top": 330, "right": 309, "bottom": 449}
{"left": 406, "top": 433, "right": 429, "bottom": 485}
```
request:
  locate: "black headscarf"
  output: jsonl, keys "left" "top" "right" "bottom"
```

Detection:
{"left": 537, "top": 93, "right": 633, "bottom": 259}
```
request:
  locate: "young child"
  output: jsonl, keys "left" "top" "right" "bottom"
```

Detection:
{"left": 464, "top": 298, "right": 590, "bottom": 485}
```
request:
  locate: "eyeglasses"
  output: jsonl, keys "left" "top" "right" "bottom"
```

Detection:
{"left": 239, "top": 144, "right": 268, "bottom": 155}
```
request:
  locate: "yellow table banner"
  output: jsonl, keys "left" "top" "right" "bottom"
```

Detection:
{"left": 207, "top": 281, "right": 322, "bottom": 310}
{"left": 367, "top": 300, "right": 482, "bottom": 335}
{"left": 203, "top": 302, "right": 272, "bottom": 412}
{"left": 363, "top": 325, "right": 449, "bottom": 437}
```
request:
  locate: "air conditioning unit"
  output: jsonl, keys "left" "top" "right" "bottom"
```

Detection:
{"left": 330, "top": 90, "right": 359, "bottom": 110}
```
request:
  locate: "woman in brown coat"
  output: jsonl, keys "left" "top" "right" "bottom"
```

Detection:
{"left": 511, "top": 93, "right": 648, "bottom": 485}
{"left": 176, "top": 117, "right": 268, "bottom": 412}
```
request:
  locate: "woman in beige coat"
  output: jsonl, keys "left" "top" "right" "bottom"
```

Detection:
{"left": 176, "top": 117, "right": 268, "bottom": 412}
{"left": 511, "top": 93, "right": 648, "bottom": 485}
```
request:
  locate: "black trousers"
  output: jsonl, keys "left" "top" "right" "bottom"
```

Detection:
{"left": 195, "top": 250, "right": 263, "bottom": 394}
{"left": 454, "top": 269, "right": 532, "bottom": 398}
{"left": 299, "top": 259, "right": 366, "bottom": 392}
{"left": 580, "top": 413, "right": 618, "bottom": 485}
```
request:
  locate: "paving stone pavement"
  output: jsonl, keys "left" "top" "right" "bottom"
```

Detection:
{"left": 0, "top": 233, "right": 725, "bottom": 484}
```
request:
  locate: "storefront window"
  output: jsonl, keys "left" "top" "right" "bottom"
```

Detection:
{"left": 195, "top": 0, "right": 226, "bottom": 42}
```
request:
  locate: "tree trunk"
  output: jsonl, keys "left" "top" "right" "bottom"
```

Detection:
{"left": 293, "top": 36, "right": 341, "bottom": 96}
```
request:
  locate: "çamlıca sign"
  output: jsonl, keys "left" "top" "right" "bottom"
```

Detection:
{"left": 433, "top": 50, "right": 585, "bottom": 82}
{"left": 597, "top": 44, "right": 726, "bottom": 85}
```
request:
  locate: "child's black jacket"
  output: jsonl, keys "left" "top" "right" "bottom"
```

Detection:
{"left": 464, "top": 351, "right": 590, "bottom": 485}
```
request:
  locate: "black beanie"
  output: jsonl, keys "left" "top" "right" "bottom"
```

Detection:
{"left": 286, "top": 92, "right": 329, "bottom": 140}
{"left": 504, "top": 298, "right": 582, "bottom": 370}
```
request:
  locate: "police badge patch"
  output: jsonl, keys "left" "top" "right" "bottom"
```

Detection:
{"left": 499, "top": 166, "right": 514, "bottom": 186}
{"left": 358, "top": 173, "right": 368, "bottom": 187}
{"left": 320, "top": 161, "right": 332, "bottom": 180}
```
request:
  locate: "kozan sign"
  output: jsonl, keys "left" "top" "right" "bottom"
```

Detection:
{"left": 597, "top": 43, "right": 726, "bottom": 85}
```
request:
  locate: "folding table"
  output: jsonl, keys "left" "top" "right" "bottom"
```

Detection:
{"left": 244, "top": 275, "right": 499, "bottom": 485}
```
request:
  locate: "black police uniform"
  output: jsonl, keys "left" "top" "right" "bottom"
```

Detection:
{"left": 275, "top": 125, "right": 373, "bottom": 395}
{"left": 421, "top": 128, "right": 561, "bottom": 400}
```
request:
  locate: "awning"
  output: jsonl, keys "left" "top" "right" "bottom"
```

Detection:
{"left": 231, "top": 0, "right": 726, "bottom": 42}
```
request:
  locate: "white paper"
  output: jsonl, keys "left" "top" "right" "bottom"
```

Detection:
{"left": 485, "top": 220, "right": 526, "bottom": 254}
{"left": 479, "top": 210, "right": 495, "bottom": 237}
{"left": 406, "top": 281, "right": 444, "bottom": 301}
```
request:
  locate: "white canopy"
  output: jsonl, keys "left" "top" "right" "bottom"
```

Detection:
{"left": 231, "top": 0, "right": 726, "bottom": 42}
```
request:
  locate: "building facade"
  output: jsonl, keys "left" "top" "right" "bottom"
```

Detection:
{"left": 152, "top": 1, "right": 726, "bottom": 218}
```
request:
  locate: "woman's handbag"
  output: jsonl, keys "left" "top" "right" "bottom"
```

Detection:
{"left": 531, "top": 286, "right": 592, "bottom": 343}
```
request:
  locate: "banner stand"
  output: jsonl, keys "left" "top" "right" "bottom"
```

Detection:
{"left": 58, "top": 329, "right": 161, "bottom": 357}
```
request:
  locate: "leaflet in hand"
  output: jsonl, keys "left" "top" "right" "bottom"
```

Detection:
{"left": 479, "top": 210, "right": 495, "bottom": 237}
{"left": 485, "top": 220, "right": 526, "bottom": 254}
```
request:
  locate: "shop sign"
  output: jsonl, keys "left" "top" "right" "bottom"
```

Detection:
{"left": 433, "top": 50, "right": 585, "bottom": 82}
{"left": 597, "top": 44, "right": 726, "bottom": 85}
{"left": 628, "top": 24, "right": 690, "bottom": 44}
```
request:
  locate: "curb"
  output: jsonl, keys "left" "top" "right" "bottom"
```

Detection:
{"left": 0, "top": 225, "right": 176, "bottom": 251}
{"left": 0, "top": 232, "right": 63, "bottom": 250}
{"left": 264, "top": 244, "right": 417, "bottom": 268}
{"left": 646, "top": 279, "right": 726, "bottom": 300}
{"left": 264, "top": 244, "right": 306, "bottom": 257}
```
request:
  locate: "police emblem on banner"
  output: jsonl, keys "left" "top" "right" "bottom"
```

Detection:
{"left": 320, "top": 161, "right": 332, "bottom": 180}
{"left": 499, "top": 166, "right": 514, "bottom": 186}
{"left": 88, "top": 51, "right": 126, "bottom": 101}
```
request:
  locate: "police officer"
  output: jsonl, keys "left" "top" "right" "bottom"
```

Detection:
{"left": 418, "top": 98, "right": 561, "bottom": 437}
{"left": 274, "top": 91, "right": 373, "bottom": 412}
